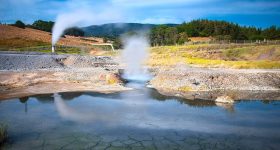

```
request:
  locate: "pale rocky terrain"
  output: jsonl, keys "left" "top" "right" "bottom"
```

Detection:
{"left": 0, "top": 52, "right": 129, "bottom": 100}
{"left": 1, "top": 51, "right": 280, "bottom": 101}
{"left": 150, "top": 65, "right": 280, "bottom": 100}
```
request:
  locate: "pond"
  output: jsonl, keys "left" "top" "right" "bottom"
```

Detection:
{"left": 0, "top": 83, "right": 280, "bottom": 150}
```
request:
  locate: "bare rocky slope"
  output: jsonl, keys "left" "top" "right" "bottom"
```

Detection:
{"left": 0, "top": 52, "right": 128, "bottom": 100}
{"left": 150, "top": 65, "right": 280, "bottom": 100}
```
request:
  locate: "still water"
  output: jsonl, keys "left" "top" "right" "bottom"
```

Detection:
{"left": 0, "top": 84, "right": 280, "bottom": 150}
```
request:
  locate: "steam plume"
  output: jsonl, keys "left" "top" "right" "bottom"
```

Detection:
{"left": 52, "top": 9, "right": 121, "bottom": 46}
{"left": 121, "top": 34, "right": 151, "bottom": 82}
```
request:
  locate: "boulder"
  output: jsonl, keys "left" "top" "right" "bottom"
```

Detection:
{"left": 215, "top": 95, "right": 234, "bottom": 103}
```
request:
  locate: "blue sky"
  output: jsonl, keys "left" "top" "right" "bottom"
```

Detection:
{"left": 1, "top": 0, "right": 280, "bottom": 28}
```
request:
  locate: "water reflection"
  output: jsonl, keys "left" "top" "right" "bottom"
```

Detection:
{"left": 25, "top": 89, "right": 279, "bottom": 115}
{"left": 14, "top": 87, "right": 279, "bottom": 132}
{"left": 1, "top": 87, "right": 280, "bottom": 150}
{"left": 35, "top": 94, "right": 54, "bottom": 103}
{"left": 50, "top": 82, "right": 244, "bottom": 132}
{"left": 19, "top": 96, "right": 29, "bottom": 113}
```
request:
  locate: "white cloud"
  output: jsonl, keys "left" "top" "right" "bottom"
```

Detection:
{"left": 1, "top": 0, "right": 280, "bottom": 26}
{"left": 140, "top": 17, "right": 180, "bottom": 24}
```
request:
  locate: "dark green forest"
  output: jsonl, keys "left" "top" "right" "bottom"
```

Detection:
{"left": 150, "top": 19, "right": 280, "bottom": 46}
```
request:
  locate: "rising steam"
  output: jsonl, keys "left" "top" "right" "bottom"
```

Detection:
{"left": 52, "top": 9, "right": 121, "bottom": 46}
{"left": 121, "top": 34, "right": 151, "bottom": 82}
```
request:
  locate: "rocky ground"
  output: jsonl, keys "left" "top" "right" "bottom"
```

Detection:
{"left": 150, "top": 65, "right": 280, "bottom": 100}
{"left": 0, "top": 51, "right": 129, "bottom": 100}
{"left": 1, "top": 51, "right": 280, "bottom": 101}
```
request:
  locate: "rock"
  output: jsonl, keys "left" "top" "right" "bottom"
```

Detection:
{"left": 215, "top": 95, "right": 234, "bottom": 103}
{"left": 105, "top": 73, "right": 120, "bottom": 84}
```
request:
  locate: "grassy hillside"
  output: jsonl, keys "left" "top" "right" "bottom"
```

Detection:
{"left": 0, "top": 25, "right": 109, "bottom": 54}
{"left": 147, "top": 44, "right": 280, "bottom": 69}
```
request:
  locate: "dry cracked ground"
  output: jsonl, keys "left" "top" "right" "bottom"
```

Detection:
{"left": 3, "top": 130, "right": 262, "bottom": 150}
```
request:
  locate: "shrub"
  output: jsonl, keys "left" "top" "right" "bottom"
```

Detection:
{"left": 14, "top": 20, "right": 25, "bottom": 29}
{"left": 64, "top": 27, "right": 84, "bottom": 37}
{"left": 32, "top": 20, "right": 54, "bottom": 32}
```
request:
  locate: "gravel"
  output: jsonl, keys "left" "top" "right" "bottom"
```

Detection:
{"left": 0, "top": 51, "right": 117, "bottom": 71}
{"left": 151, "top": 65, "right": 280, "bottom": 92}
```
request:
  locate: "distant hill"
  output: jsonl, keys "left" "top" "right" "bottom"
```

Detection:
{"left": 82, "top": 23, "right": 178, "bottom": 37}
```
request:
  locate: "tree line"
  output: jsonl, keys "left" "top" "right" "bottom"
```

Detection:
{"left": 8, "top": 19, "right": 280, "bottom": 47}
{"left": 11, "top": 20, "right": 84, "bottom": 37}
{"left": 150, "top": 19, "right": 280, "bottom": 46}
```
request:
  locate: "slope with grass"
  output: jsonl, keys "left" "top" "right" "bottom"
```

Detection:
{"left": 0, "top": 25, "right": 107, "bottom": 54}
{"left": 148, "top": 44, "right": 280, "bottom": 69}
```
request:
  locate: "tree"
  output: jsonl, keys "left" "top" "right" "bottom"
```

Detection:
{"left": 103, "top": 37, "right": 108, "bottom": 43}
{"left": 64, "top": 27, "right": 84, "bottom": 37}
{"left": 32, "top": 20, "right": 54, "bottom": 32}
{"left": 164, "top": 27, "right": 178, "bottom": 45}
{"left": 113, "top": 37, "right": 122, "bottom": 49}
{"left": 14, "top": 20, "right": 25, "bottom": 29}
{"left": 177, "top": 32, "right": 188, "bottom": 45}
{"left": 262, "top": 26, "right": 280, "bottom": 40}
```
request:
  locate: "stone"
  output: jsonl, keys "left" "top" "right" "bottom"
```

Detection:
{"left": 215, "top": 95, "right": 234, "bottom": 103}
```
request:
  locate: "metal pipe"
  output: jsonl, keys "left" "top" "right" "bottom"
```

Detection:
{"left": 52, "top": 46, "right": 55, "bottom": 53}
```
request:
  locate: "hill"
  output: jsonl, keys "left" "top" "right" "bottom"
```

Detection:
{"left": 0, "top": 25, "right": 103, "bottom": 49}
{"left": 82, "top": 23, "right": 178, "bottom": 37}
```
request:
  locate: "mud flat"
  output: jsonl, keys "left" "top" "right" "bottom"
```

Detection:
{"left": 150, "top": 66, "right": 280, "bottom": 100}
{"left": 0, "top": 52, "right": 129, "bottom": 100}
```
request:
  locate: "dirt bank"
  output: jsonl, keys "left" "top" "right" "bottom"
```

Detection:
{"left": 0, "top": 52, "right": 129, "bottom": 100}
{"left": 150, "top": 65, "right": 280, "bottom": 100}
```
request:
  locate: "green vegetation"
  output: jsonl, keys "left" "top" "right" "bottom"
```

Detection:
{"left": 64, "top": 27, "right": 85, "bottom": 37}
{"left": 150, "top": 25, "right": 189, "bottom": 46}
{"left": 13, "top": 20, "right": 25, "bottom": 29}
{"left": 0, "top": 124, "right": 8, "bottom": 145}
{"left": 1, "top": 46, "right": 82, "bottom": 54}
{"left": 31, "top": 20, "right": 54, "bottom": 32}
{"left": 16, "top": 20, "right": 84, "bottom": 36}
{"left": 150, "top": 19, "right": 280, "bottom": 46}
{"left": 0, "top": 38, "right": 49, "bottom": 49}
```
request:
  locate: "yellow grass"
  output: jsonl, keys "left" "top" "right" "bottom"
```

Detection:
{"left": 148, "top": 44, "right": 280, "bottom": 69}
{"left": 178, "top": 86, "right": 193, "bottom": 92}
{"left": 186, "top": 57, "right": 280, "bottom": 69}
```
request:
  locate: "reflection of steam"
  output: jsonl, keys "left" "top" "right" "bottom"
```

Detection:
{"left": 121, "top": 34, "right": 151, "bottom": 82}
{"left": 54, "top": 93, "right": 97, "bottom": 122}
{"left": 53, "top": 92, "right": 277, "bottom": 137}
